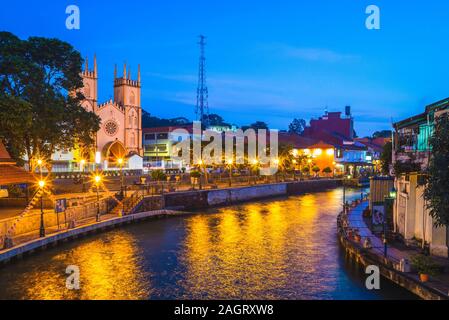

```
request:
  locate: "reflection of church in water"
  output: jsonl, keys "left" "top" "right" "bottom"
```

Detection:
{"left": 53, "top": 56, "right": 143, "bottom": 171}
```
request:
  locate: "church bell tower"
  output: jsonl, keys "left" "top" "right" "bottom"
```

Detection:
{"left": 113, "top": 63, "right": 142, "bottom": 156}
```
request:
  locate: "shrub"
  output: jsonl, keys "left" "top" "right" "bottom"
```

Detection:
{"left": 190, "top": 170, "right": 201, "bottom": 178}
{"left": 301, "top": 166, "right": 310, "bottom": 174}
{"left": 151, "top": 169, "right": 167, "bottom": 181}
{"left": 322, "top": 167, "right": 332, "bottom": 174}
{"left": 410, "top": 254, "right": 439, "bottom": 276}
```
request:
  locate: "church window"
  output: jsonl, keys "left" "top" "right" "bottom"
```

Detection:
{"left": 104, "top": 120, "right": 119, "bottom": 136}
{"left": 130, "top": 91, "right": 135, "bottom": 105}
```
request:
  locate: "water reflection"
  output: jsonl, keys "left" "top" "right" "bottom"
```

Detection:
{"left": 0, "top": 188, "right": 416, "bottom": 300}
{"left": 2, "top": 233, "right": 150, "bottom": 299}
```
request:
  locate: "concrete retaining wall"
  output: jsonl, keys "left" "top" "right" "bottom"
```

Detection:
{"left": 164, "top": 179, "right": 340, "bottom": 210}
{"left": 0, "top": 209, "right": 183, "bottom": 264}
{"left": 337, "top": 212, "right": 448, "bottom": 300}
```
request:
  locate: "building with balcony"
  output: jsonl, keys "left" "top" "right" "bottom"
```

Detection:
{"left": 142, "top": 125, "right": 193, "bottom": 171}
{"left": 300, "top": 107, "right": 374, "bottom": 177}
{"left": 391, "top": 97, "right": 449, "bottom": 257}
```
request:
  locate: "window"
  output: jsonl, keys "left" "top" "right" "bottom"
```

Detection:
{"left": 130, "top": 133, "right": 135, "bottom": 146}
{"left": 157, "top": 133, "right": 169, "bottom": 140}
{"left": 144, "top": 134, "right": 156, "bottom": 141}
{"left": 129, "top": 91, "right": 135, "bottom": 105}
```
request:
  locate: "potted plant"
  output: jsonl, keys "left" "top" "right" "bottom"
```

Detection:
{"left": 410, "top": 254, "right": 438, "bottom": 282}
{"left": 312, "top": 165, "right": 321, "bottom": 177}
{"left": 322, "top": 166, "right": 332, "bottom": 177}
{"left": 190, "top": 170, "right": 201, "bottom": 187}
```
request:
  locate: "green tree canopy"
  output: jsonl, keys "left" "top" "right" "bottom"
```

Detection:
{"left": 373, "top": 130, "right": 392, "bottom": 139}
{"left": 242, "top": 121, "right": 269, "bottom": 132}
{"left": 424, "top": 113, "right": 449, "bottom": 227}
{"left": 288, "top": 118, "right": 306, "bottom": 135}
{"left": 0, "top": 32, "right": 100, "bottom": 165}
{"left": 380, "top": 141, "right": 392, "bottom": 175}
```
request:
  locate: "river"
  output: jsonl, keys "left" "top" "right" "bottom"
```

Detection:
{"left": 0, "top": 187, "right": 416, "bottom": 300}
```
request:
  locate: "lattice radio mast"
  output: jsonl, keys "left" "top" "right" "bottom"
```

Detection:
{"left": 195, "top": 35, "right": 209, "bottom": 126}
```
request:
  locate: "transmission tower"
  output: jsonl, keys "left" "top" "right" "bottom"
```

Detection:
{"left": 195, "top": 35, "right": 209, "bottom": 126}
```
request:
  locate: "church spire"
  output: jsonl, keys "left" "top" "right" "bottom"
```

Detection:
{"left": 93, "top": 54, "right": 97, "bottom": 77}
{"left": 85, "top": 56, "right": 89, "bottom": 73}
{"left": 138, "top": 64, "right": 141, "bottom": 84}
{"left": 114, "top": 64, "right": 117, "bottom": 80}
{"left": 123, "top": 63, "right": 127, "bottom": 79}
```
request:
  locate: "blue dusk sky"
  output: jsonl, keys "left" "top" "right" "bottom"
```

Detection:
{"left": 1, "top": 0, "right": 449, "bottom": 136}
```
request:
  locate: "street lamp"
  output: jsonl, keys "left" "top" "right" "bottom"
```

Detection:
{"left": 251, "top": 158, "right": 259, "bottom": 184}
{"left": 80, "top": 159, "right": 86, "bottom": 192}
{"left": 117, "top": 158, "right": 124, "bottom": 196}
{"left": 389, "top": 187, "right": 397, "bottom": 199}
{"left": 342, "top": 174, "right": 351, "bottom": 214}
{"left": 383, "top": 187, "right": 397, "bottom": 258}
{"left": 197, "top": 159, "right": 204, "bottom": 190}
{"left": 38, "top": 179, "right": 46, "bottom": 238}
{"left": 227, "top": 158, "right": 233, "bottom": 187}
{"left": 94, "top": 174, "right": 102, "bottom": 222}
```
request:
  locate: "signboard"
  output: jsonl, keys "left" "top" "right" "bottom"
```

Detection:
{"left": 55, "top": 198, "right": 67, "bottom": 213}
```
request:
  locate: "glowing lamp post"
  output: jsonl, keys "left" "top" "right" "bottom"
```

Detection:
{"left": 227, "top": 158, "right": 233, "bottom": 187}
{"left": 80, "top": 159, "right": 86, "bottom": 192}
{"left": 252, "top": 159, "right": 259, "bottom": 184}
{"left": 38, "top": 179, "right": 46, "bottom": 238}
{"left": 117, "top": 158, "right": 124, "bottom": 196}
{"left": 94, "top": 174, "right": 102, "bottom": 222}
{"left": 383, "top": 187, "right": 397, "bottom": 257}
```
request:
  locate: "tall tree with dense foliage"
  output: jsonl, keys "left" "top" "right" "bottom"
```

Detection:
{"left": 424, "top": 113, "right": 449, "bottom": 227}
{"left": 373, "top": 130, "right": 392, "bottom": 139}
{"left": 0, "top": 32, "right": 100, "bottom": 165}
{"left": 288, "top": 118, "right": 306, "bottom": 135}
{"left": 380, "top": 141, "right": 392, "bottom": 175}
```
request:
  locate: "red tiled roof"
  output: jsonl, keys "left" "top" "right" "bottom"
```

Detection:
{"left": 307, "top": 141, "right": 335, "bottom": 150}
{"left": 143, "top": 125, "right": 194, "bottom": 134}
{"left": 278, "top": 133, "right": 319, "bottom": 149}
{"left": 0, "top": 140, "right": 11, "bottom": 161}
{"left": 0, "top": 140, "right": 35, "bottom": 185}
{"left": 0, "top": 164, "right": 36, "bottom": 186}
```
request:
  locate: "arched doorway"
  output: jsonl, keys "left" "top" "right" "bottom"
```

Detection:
{"left": 103, "top": 140, "right": 127, "bottom": 164}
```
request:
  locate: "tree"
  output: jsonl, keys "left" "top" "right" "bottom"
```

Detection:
{"left": 203, "top": 113, "right": 230, "bottom": 127}
{"left": 288, "top": 118, "right": 306, "bottom": 135}
{"left": 380, "top": 141, "right": 392, "bottom": 175}
{"left": 150, "top": 169, "right": 167, "bottom": 181}
{"left": 141, "top": 110, "right": 190, "bottom": 128}
{"left": 424, "top": 113, "right": 449, "bottom": 227}
{"left": 312, "top": 165, "right": 321, "bottom": 176}
{"left": 373, "top": 130, "right": 392, "bottom": 139}
{"left": 0, "top": 32, "right": 100, "bottom": 165}
{"left": 245, "top": 121, "right": 268, "bottom": 132}
{"left": 322, "top": 167, "right": 332, "bottom": 176}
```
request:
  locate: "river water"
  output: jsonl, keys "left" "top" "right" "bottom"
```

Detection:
{"left": 0, "top": 187, "right": 416, "bottom": 300}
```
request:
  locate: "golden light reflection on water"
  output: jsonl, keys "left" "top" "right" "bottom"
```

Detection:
{"left": 0, "top": 187, "right": 410, "bottom": 300}
{"left": 13, "top": 232, "right": 150, "bottom": 300}
{"left": 179, "top": 194, "right": 329, "bottom": 299}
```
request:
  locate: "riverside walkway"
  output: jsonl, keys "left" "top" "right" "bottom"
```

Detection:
{"left": 340, "top": 200, "right": 449, "bottom": 300}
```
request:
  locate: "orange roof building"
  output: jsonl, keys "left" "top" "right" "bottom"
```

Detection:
{"left": 0, "top": 141, "right": 35, "bottom": 186}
